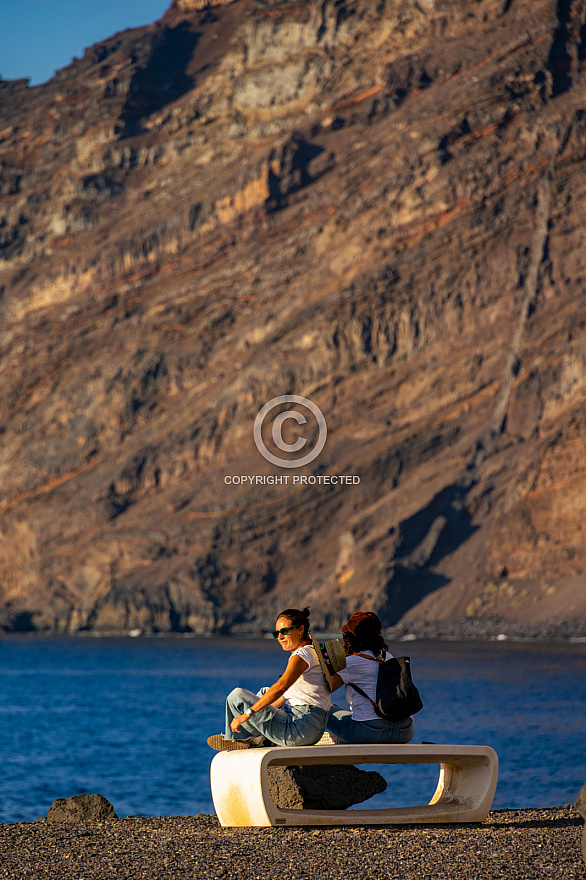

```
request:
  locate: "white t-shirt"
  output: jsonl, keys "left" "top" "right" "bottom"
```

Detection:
{"left": 283, "top": 645, "right": 331, "bottom": 711}
{"left": 337, "top": 650, "right": 393, "bottom": 721}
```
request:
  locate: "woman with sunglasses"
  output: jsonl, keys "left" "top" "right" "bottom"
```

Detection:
{"left": 207, "top": 607, "right": 330, "bottom": 751}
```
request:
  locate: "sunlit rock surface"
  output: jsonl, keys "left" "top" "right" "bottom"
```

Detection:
{"left": 1, "top": 0, "right": 586, "bottom": 634}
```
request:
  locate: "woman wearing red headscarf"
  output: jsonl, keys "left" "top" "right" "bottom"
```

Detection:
{"left": 326, "top": 611, "right": 414, "bottom": 744}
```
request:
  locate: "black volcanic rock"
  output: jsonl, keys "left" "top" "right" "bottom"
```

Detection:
{"left": 576, "top": 782, "right": 586, "bottom": 863}
{"left": 575, "top": 782, "right": 586, "bottom": 820}
{"left": 47, "top": 794, "right": 118, "bottom": 822}
{"left": 267, "top": 764, "right": 387, "bottom": 810}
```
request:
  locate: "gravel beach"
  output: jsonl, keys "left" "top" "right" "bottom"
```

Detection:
{"left": 0, "top": 808, "right": 583, "bottom": 880}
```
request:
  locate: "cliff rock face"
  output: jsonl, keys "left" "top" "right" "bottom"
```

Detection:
{"left": 1, "top": 0, "right": 586, "bottom": 634}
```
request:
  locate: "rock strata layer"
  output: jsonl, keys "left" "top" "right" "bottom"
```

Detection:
{"left": 1, "top": 0, "right": 586, "bottom": 634}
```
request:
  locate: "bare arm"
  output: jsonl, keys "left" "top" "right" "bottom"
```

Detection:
{"left": 230, "top": 653, "right": 309, "bottom": 732}
{"left": 329, "top": 672, "right": 344, "bottom": 692}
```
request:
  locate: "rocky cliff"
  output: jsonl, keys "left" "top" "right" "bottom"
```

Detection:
{"left": 1, "top": 0, "right": 586, "bottom": 635}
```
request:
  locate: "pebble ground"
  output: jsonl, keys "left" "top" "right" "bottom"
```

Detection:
{"left": 0, "top": 807, "right": 584, "bottom": 879}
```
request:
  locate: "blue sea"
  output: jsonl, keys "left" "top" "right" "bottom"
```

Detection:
{"left": 1, "top": 636, "right": 585, "bottom": 823}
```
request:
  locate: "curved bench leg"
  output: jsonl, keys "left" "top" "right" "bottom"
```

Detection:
{"left": 430, "top": 755, "right": 499, "bottom": 820}
{"left": 211, "top": 750, "right": 272, "bottom": 827}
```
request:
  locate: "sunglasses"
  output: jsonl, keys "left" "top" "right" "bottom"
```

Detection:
{"left": 272, "top": 625, "right": 299, "bottom": 639}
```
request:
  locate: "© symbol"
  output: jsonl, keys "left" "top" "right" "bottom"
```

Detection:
{"left": 253, "top": 395, "right": 327, "bottom": 468}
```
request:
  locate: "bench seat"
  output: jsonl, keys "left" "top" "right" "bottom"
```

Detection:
{"left": 210, "top": 742, "right": 499, "bottom": 827}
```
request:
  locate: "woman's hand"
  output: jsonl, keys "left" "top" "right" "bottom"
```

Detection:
{"left": 230, "top": 713, "right": 252, "bottom": 733}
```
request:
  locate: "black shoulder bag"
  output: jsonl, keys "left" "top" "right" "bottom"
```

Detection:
{"left": 347, "top": 654, "right": 423, "bottom": 722}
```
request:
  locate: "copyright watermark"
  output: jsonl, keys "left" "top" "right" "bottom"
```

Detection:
{"left": 225, "top": 474, "right": 360, "bottom": 485}
{"left": 224, "top": 395, "right": 360, "bottom": 485}
{"left": 253, "top": 394, "right": 327, "bottom": 468}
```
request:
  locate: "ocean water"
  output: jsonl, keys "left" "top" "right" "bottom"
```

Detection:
{"left": 1, "top": 636, "right": 585, "bottom": 823}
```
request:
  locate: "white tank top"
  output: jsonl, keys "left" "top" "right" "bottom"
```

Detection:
{"left": 283, "top": 645, "right": 331, "bottom": 711}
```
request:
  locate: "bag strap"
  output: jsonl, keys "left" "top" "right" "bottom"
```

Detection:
{"left": 346, "top": 681, "right": 379, "bottom": 713}
{"left": 347, "top": 653, "right": 387, "bottom": 712}
{"left": 354, "top": 652, "right": 384, "bottom": 663}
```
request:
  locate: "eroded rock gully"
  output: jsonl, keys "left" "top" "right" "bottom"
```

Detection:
{"left": 1, "top": 0, "right": 586, "bottom": 635}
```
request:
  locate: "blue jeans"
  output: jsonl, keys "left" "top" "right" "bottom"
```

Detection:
{"left": 224, "top": 687, "right": 327, "bottom": 746}
{"left": 327, "top": 703, "right": 414, "bottom": 744}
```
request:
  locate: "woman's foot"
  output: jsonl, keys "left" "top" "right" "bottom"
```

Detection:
{"left": 207, "top": 734, "right": 269, "bottom": 751}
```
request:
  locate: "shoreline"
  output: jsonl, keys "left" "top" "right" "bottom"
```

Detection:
{"left": 0, "top": 807, "right": 583, "bottom": 879}
{"left": 1, "top": 617, "right": 586, "bottom": 643}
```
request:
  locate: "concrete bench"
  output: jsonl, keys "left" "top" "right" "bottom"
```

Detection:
{"left": 210, "top": 743, "right": 499, "bottom": 827}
